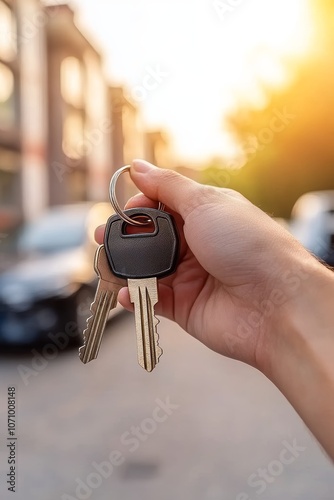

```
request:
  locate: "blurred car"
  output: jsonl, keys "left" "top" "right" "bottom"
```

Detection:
{"left": 290, "top": 190, "right": 334, "bottom": 266}
{"left": 0, "top": 202, "right": 120, "bottom": 347}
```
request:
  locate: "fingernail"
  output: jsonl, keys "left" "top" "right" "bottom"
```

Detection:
{"left": 132, "top": 159, "right": 156, "bottom": 173}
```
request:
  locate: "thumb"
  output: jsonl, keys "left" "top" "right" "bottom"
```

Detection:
{"left": 130, "top": 159, "right": 203, "bottom": 219}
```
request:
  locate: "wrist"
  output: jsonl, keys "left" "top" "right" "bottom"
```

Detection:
{"left": 264, "top": 256, "right": 334, "bottom": 458}
{"left": 269, "top": 256, "right": 334, "bottom": 380}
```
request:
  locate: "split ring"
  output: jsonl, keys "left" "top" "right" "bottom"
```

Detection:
{"left": 109, "top": 165, "right": 165, "bottom": 226}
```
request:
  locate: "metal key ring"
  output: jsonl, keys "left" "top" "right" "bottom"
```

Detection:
{"left": 109, "top": 165, "right": 165, "bottom": 226}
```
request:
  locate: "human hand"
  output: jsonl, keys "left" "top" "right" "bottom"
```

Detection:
{"left": 96, "top": 160, "right": 334, "bottom": 458}
{"left": 95, "top": 160, "right": 328, "bottom": 375}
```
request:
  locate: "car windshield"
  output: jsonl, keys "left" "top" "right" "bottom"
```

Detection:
{"left": 18, "top": 209, "right": 87, "bottom": 254}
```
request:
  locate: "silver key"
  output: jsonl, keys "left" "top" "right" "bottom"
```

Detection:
{"left": 128, "top": 277, "right": 162, "bottom": 372}
{"left": 79, "top": 245, "right": 124, "bottom": 364}
{"left": 104, "top": 207, "right": 179, "bottom": 373}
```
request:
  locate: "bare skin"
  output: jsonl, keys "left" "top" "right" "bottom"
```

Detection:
{"left": 96, "top": 159, "right": 334, "bottom": 460}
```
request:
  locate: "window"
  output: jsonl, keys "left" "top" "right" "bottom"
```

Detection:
{"left": 0, "top": 61, "right": 15, "bottom": 126}
{"left": 61, "top": 57, "right": 84, "bottom": 108}
{"left": 62, "top": 111, "right": 84, "bottom": 160}
{"left": 0, "top": 1, "right": 16, "bottom": 62}
{"left": 0, "top": 169, "right": 17, "bottom": 204}
{"left": 0, "top": 148, "right": 20, "bottom": 206}
{"left": 68, "top": 168, "right": 87, "bottom": 202}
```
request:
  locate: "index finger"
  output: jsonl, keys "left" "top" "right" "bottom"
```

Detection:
{"left": 95, "top": 224, "right": 105, "bottom": 244}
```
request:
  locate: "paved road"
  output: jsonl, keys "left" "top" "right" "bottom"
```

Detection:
{"left": 0, "top": 311, "right": 333, "bottom": 500}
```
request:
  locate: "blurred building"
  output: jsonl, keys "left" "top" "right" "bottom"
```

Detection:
{"left": 0, "top": 0, "right": 49, "bottom": 231}
{"left": 0, "top": 0, "right": 165, "bottom": 235}
{"left": 0, "top": 1, "right": 139, "bottom": 235}
{"left": 46, "top": 3, "right": 111, "bottom": 205}
{"left": 110, "top": 86, "right": 144, "bottom": 206}
{"left": 145, "top": 130, "right": 172, "bottom": 168}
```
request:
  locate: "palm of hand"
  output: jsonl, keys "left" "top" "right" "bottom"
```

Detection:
{"left": 107, "top": 192, "right": 293, "bottom": 369}
{"left": 158, "top": 222, "right": 262, "bottom": 368}
{"left": 154, "top": 195, "right": 299, "bottom": 368}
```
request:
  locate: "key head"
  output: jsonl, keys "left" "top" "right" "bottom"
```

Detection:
{"left": 104, "top": 208, "right": 179, "bottom": 279}
{"left": 94, "top": 244, "right": 126, "bottom": 286}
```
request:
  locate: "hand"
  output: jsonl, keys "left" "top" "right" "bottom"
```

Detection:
{"left": 96, "top": 160, "right": 327, "bottom": 375}
{"left": 96, "top": 160, "right": 334, "bottom": 458}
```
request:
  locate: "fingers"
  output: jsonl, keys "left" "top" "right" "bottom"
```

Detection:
{"left": 130, "top": 159, "right": 206, "bottom": 220}
{"left": 94, "top": 191, "right": 185, "bottom": 247}
{"left": 124, "top": 192, "right": 186, "bottom": 247}
{"left": 95, "top": 225, "right": 105, "bottom": 244}
{"left": 95, "top": 159, "right": 201, "bottom": 246}
{"left": 124, "top": 193, "right": 157, "bottom": 210}
{"left": 118, "top": 287, "right": 133, "bottom": 312}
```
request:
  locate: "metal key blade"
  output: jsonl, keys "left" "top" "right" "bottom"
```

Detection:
{"left": 128, "top": 277, "right": 162, "bottom": 372}
{"left": 79, "top": 245, "right": 124, "bottom": 364}
{"left": 104, "top": 207, "right": 180, "bottom": 373}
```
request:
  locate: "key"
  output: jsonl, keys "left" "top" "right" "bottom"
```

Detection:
{"left": 128, "top": 277, "right": 160, "bottom": 372}
{"left": 104, "top": 207, "right": 179, "bottom": 372}
{"left": 79, "top": 244, "right": 125, "bottom": 364}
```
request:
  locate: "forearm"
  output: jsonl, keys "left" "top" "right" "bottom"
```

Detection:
{"left": 268, "top": 262, "right": 334, "bottom": 460}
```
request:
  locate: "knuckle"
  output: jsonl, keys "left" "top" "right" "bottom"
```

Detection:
{"left": 180, "top": 184, "right": 219, "bottom": 218}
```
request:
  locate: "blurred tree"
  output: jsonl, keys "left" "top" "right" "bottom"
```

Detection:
{"left": 202, "top": 0, "right": 334, "bottom": 218}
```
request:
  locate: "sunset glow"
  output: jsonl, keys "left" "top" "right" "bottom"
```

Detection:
{"left": 70, "top": 0, "right": 314, "bottom": 163}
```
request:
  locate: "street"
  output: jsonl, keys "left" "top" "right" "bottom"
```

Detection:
{"left": 0, "top": 311, "right": 333, "bottom": 500}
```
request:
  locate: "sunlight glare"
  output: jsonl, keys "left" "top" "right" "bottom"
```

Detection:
{"left": 70, "top": 0, "right": 313, "bottom": 163}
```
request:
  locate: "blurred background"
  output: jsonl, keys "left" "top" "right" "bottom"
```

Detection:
{"left": 0, "top": 0, "right": 334, "bottom": 498}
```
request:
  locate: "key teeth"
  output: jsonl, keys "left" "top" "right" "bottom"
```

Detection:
{"left": 78, "top": 304, "right": 98, "bottom": 363}
{"left": 153, "top": 314, "right": 163, "bottom": 361}
{"left": 79, "top": 288, "right": 118, "bottom": 364}
{"left": 78, "top": 344, "right": 87, "bottom": 362}
{"left": 78, "top": 313, "right": 93, "bottom": 348}
{"left": 79, "top": 244, "right": 123, "bottom": 365}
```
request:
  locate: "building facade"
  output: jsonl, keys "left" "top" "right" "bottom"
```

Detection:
{"left": 0, "top": 1, "right": 167, "bottom": 235}
{"left": 110, "top": 86, "right": 144, "bottom": 206}
{"left": 0, "top": 0, "right": 48, "bottom": 231}
{"left": 145, "top": 130, "right": 171, "bottom": 168}
{"left": 46, "top": 4, "right": 111, "bottom": 206}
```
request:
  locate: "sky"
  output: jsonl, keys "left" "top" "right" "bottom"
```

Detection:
{"left": 67, "top": 0, "right": 313, "bottom": 164}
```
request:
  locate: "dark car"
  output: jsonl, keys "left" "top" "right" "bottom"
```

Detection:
{"left": 0, "top": 202, "right": 119, "bottom": 347}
